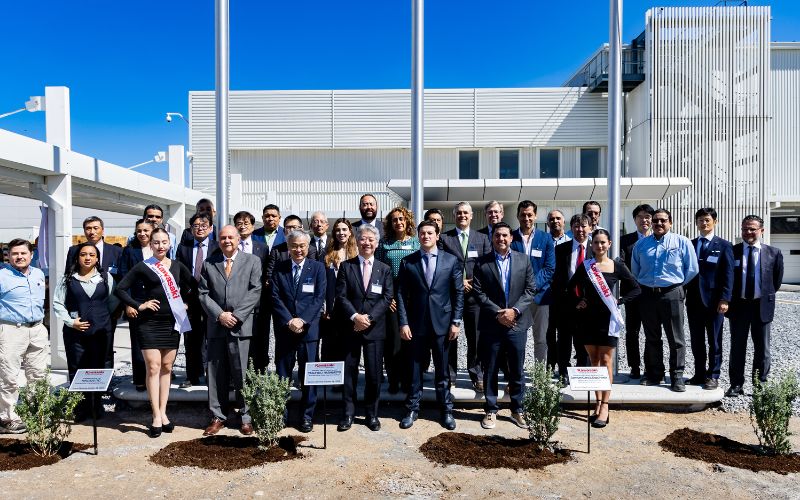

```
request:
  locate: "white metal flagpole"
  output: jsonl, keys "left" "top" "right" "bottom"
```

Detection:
{"left": 215, "top": 0, "right": 230, "bottom": 231}
{"left": 607, "top": 0, "right": 622, "bottom": 257}
{"left": 411, "top": 0, "right": 424, "bottom": 224}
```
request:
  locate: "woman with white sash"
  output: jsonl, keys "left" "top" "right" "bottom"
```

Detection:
{"left": 115, "top": 228, "right": 193, "bottom": 437}
{"left": 568, "top": 229, "right": 640, "bottom": 428}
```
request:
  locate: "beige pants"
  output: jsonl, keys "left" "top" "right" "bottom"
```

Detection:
{"left": 0, "top": 323, "right": 49, "bottom": 423}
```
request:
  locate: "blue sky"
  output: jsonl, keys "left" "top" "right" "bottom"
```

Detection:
{"left": 1, "top": 1, "right": 797, "bottom": 181}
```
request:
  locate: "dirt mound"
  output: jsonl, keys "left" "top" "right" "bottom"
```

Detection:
{"left": 0, "top": 438, "right": 91, "bottom": 471}
{"left": 419, "top": 432, "right": 571, "bottom": 470}
{"left": 150, "top": 435, "right": 305, "bottom": 470}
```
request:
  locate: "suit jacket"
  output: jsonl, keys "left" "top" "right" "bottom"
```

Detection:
{"left": 510, "top": 228, "right": 555, "bottom": 304}
{"left": 619, "top": 231, "right": 641, "bottom": 271}
{"left": 396, "top": 250, "right": 464, "bottom": 336}
{"left": 309, "top": 235, "right": 329, "bottom": 263}
{"left": 67, "top": 241, "right": 122, "bottom": 277}
{"left": 352, "top": 219, "right": 384, "bottom": 240}
{"left": 685, "top": 235, "right": 734, "bottom": 308}
{"left": 728, "top": 242, "right": 784, "bottom": 323}
{"left": 264, "top": 241, "right": 318, "bottom": 285}
{"left": 440, "top": 228, "right": 492, "bottom": 280}
{"left": 270, "top": 258, "right": 326, "bottom": 341}
{"left": 550, "top": 239, "right": 594, "bottom": 307}
{"left": 176, "top": 238, "right": 221, "bottom": 280}
{"left": 181, "top": 226, "right": 216, "bottom": 246}
{"left": 472, "top": 250, "right": 536, "bottom": 334}
{"left": 252, "top": 226, "right": 285, "bottom": 250}
{"left": 118, "top": 244, "right": 144, "bottom": 279}
{"left": 334, "top": 257, "right": 394, "bottom": 341}
{"left": 198, "top": 252, "right": 262, "bottom": 338}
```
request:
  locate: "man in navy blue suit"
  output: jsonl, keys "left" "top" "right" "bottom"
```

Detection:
{"left": 396, "top": 220, "right": 464, "bottom": 430}
{"left": 510, "top": 200, "right": 554, "bottom": 363}
{"left": 726, "top": 215, "right": 784, "bottom": 397}
{"left": 685, "top": 208, "right": 734, "bottom": 390}
{"left": 271, "top": 230, "right": 327, "bottom": 432}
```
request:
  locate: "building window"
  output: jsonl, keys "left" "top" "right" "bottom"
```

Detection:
{"left": 539, "top": 149, "right": 559, "bottom": 178}
{"left": 459, "top": 150, "right": 479, "bottom": 179}
{"left": 499, "top": 150, "right": 519, "bottom": 179}
{"left": 580, "top": 148, "right": 600, "bottom": 178}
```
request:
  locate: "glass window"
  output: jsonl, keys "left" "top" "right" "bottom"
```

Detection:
{"left": 539, "top": 149, "right": 559, "bottom": 178}
{"left": 459, "top": 150, "right": 479, "bottom": 179}
{"left": 580, "top": 148, "right": 600, "bottom": 178}
{"left": 499, "top": 150, "right": 519, "bottom": 179}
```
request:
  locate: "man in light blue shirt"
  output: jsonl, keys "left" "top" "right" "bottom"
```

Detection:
{"left": 632, "top": 209, "right": 699, "bottom": 392}
{"left": 0, "top": 239, "right": 48, "bottom": 434}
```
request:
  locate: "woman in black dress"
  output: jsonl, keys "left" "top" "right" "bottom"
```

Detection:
{"left": 568, "top": 229, "right": 640, "bottom": 428}
{"left": 115, "top": 228, "right": 192, "bottom": 437}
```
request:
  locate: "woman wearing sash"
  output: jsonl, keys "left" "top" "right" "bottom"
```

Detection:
{"left": 53, "top": 242, "right": 118, "bottom": 421}
{"left": 568, "top": 229, "right": 640, "bottom": 428}
{"left": 321, "top": 218, "right": 358, "bottom": 363}
{"left": 115, "top": 228, "right": 192, "bottom": 437}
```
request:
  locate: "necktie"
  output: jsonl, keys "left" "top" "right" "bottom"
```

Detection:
{"left": 575, "top": 244, "right": 585, "bottom": 297}
{"left": 745, "top": 245, "right": 756, "bottom": 300}
{"left": 194, "top": 243, "right": 204, "bottom": 280}
{"left": 317, "top": 238, "right": 323, "bottom": 256}
{"left": 460, "top": 232, "right": 468, "bottom": 257}
{"left": 293, "top": 264, "right": 301, "bottom": 286}
{"left": 423, "top": 253, "right": 436, "bottom": 287}
{"left": 699, "top": 238, "right": 708, "bottom": 258}
{"left": 225, "top": 257, "right": 233, "bottom": 278}
{"left": 362, "top": 259, "right": 372, "bottom": 291}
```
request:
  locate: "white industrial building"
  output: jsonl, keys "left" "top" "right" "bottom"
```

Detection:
{"left": 185, "top": 6, "right": 797, "bottom": 282}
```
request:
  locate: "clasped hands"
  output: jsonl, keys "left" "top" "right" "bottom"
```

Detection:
{"left": 218, "top": 311, "right": 239, "bottom": 329}
{"left": 496, "top": 308, "right": 517, "bottom": 328}
{"left": 287, "top": 317, "right": 305, "bottom": 334}
{"left": 353, "top": 313, "right": 372, "bottom": 332}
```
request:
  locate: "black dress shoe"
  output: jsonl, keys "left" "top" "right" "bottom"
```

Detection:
{"left": 725, "top": 385, "right": 744, "bottom": 397}
{"left": 387, "top": 383, "right": 400, "bottom": 395}
{"left": 148, "top": 425, "right": 162, "bottom": 438}
{"left": 629, "top": 367, "right": 641, "bottom": 379}
{"left": 640, "top": 377, "right": 663, "bottom": 386}
{"left": 687, "top": 375, "right": 705, "bottom": 385}
{"left": 300, "top": 419, "right": 313, "bottom": 433}
{"left": 337, "top": 416, "right": 353, "bottom": 432}
{"left": 162, "top": 421, "right": 175, "bottom": 433}
{"left": 441, "top": 413, "right": 456, "bottom": 431}
{"left": 399, "top": 411, "right": 418, "bottom": 429}
{"left": 671, "top": 379, "right": 686, "bottom": 392}
{"left": 367, "top": 417, "right": 381, "bottom": 431}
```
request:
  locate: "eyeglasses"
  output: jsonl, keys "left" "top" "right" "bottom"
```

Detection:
{"left": 285, "top": 226, "right": 302, "bottom": 231}
{"left": 234, "top": 221, "right": 252, "bottom": 227}
{"left": 191, "top": 224, "right": 210, "bottom": 230}
{"left": 652, "top": 218, "right": 669, "bottom": 224}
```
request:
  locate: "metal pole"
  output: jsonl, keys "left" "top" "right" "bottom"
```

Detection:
{"left": 215, "top": 0, "right": 230, "bottom": 232}
{"left": 608, "top": 0, "right": 623, "bottom": 379}
{"left": 410, "top": 0, "right": 424, "bottom": 224}
{"left": 92, "top": 392, "right": 98, "bottom": 455}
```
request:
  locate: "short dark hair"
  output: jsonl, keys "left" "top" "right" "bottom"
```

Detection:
{"left": 694, "top": 207, "right": 718, "bottom": 221}
{"left": 284, "top": 214, "right": 302, "bottom": 227}
{"left": 83, "top": 216, "right": 104, "bottom": 229}
{"left": 492, "top": 221, "right": 512, "bottom": 235}
{"left": 359, "top": 193, "right": 377, "bottom": 205}
{"left": 233, "top": 211, "right": 255, "bottom": 225}
{"left": 592, "top": 228, "right": 612, "bottom": 241}
{"left": 151, "top": 227, "right": 170, "bottom": 241}
{"left": 654, "top": 208, "right": 672, "bottom": 223}
{"left": 7, "top": 238, "right": 33, "bottom": 253}
{"left": 135, "top": 218, "right": 155, "bottom": 229}
{"left": 570, "top": 214, "right": 591, "bottom": 228}
{"left": 423, "top": 208, "right": 443, "bottom": 220}
{"left": 517, "top": 200, "right": 538, "bottom": 216}
{"left": 190, "top": 213, "right": 212, "bottom": 226}
{"left": 632, "top": 204, "right": 655, "bottom": 219}
{"left": 742, "top": 214, "right": 764, "bottom": 228}
{"left": 583, "top": 201, "right": 601, "bottom": 214}
{"left": 262, "top": 204, "right": 280, "bottom": 214}
{"left": 143, "top": 204, "right": 164, "bottom": 217}
{"left": 417, "top": 220, "right": 440, "bottom": 235}
{"left": 196, "top": 198, "right": 214, "bottom": 208}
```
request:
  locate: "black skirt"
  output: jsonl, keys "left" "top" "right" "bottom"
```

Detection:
{"left": 135, "top": 314, "right": 180, "bottom": 350}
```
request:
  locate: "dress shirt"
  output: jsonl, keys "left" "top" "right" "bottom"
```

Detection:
{"left": 0, "top": 264, "right": 46, "bottom": 323}
{"left": 519, "top": 230, "right": 535, "bottom": 256}
{"left": 53, "top": 271, "right": 118, "bottom": 327}
{"left": 95, "top": 239, "right": 105, "bottom": 265}
{"left": 569, "top": 239, "right": 589, "bottom": 278}
{"left": 223, "top": 250, "right": 240, "bottom": 266}
{"left": 741, "top": 241, "right": 762, "bottom": 299}
{"left": 632, "top": 232, "right": 699, "bottom": 287}
{"left": 263, "top": 230, "right": 278, "bottom": 249}
{"left": 292, "top": 258, "right": 306, "bottom": 278}
{"left": 551, "top": 232, "right": 572, "bottom": 246}
{"left": 695, "top": 232, "right": 714, "bottom": 256}
{"left": 192, "top": 237, "right": 210, "bottom": 276}
{"left": 421, "top": 249, "right": 438, "bottom": 285}
{"left": 313, "top": 236, "right": 327, "bottom": 255}
{"left": 240, "top": 236, "right": 254, "bottom": 254}
{"left": 494, "top": 251, "right": 512, "bottom": 305}
{"left": 351, "top": 255, "right": 376, "bottom": 321}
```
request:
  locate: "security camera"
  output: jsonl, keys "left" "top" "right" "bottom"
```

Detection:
{"left": 165, "top": 113, "right": 172, "bottom": 123}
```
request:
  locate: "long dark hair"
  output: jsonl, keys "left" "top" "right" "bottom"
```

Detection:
{"left": 132, "top": 218, "right": 155, "bottom": 248}
{"left": 326, "top": 218, "right": 357, "bottom": 268}
{"left": 64, "top": 242, "right": 102, "bottom": 284}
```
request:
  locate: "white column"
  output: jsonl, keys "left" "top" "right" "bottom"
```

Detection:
{"left": 45, "top": 87, "right": 71, "bottom": 150}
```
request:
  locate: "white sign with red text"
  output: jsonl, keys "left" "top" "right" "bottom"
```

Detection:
{"left": 68, "top": 369, "right": 114, "bottom": 392}
{"left": 304, "top": 362, "right": 345, "bottom": 386}
{"left": 567, "top": 367, "right": 612, "bottom": 391}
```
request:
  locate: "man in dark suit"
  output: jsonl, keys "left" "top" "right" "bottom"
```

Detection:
{"left": 251, "top": 204, "right": 285, "bottom": 251}
{"left": 472, "top": 222, "right": 535, "bottom": 430}
{"left": 618, "top": 204, "right": 654, "bottom": 379}
{"left": 726, "top": 215, "right": 784, "bottom": 397}
{"left": 510, "top": 200, "right": 554, "bottom": 363}
{"left": 271, "top": 230, "right": 326, "bottom": 433}
{"left": 478, "top": 200, "right": 505, "bottom": 240}
{"left": 180, "top": 199, "right": 217, "bottom": 246}
{"left": 552, "top": 214, "right": 593, "bottom": 380}
{"left": 198, "top": 226, "right": 262, "bottom": 436}
{"left": 685, "top": 208, "right": 734, "bottom": 390}
{"left": 440, "top": 201, "right": 492, "bottom": 391}
{"left": 397, "top": 220, "right": 464, "bottom": 430}
{"left": 309, "top": 211, "right": 330, "bottom": 262}
{"left": 233, "top": 211, "right": 268, "bottom": 261}
{"left": 335, "top": 224, "right": 393, "bottom": 432}
{"left": 176, "top": 212, "right": 219, "bottom": 388}
{"left": 66, "top": 216, "right": 122, "bottom": 369}
{"left": 351, "top": 193, "right": 384, "bottom": 239}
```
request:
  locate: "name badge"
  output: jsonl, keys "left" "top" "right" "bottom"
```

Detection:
{"left": 706, "top": 255, "right": 719, "bottom": 264}
{"left": 531, "top": 249, "right": 543, "bottom": 258}
{"left": 370, "top": 284, "right": 383, "bottom": 294}
{"left": 400, "top": 245, "right": 412, "bottom": 250}
{"left": 302, "top": 284, "right": 315, "bottom": 294}
{"left": 467, "top": 250, "right": 479, "bottom": 258}
{"left": 734, "top": 260, "right": 741, "bottom": 267}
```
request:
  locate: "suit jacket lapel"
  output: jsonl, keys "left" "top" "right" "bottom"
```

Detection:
{"left": 215, "top": 259, "right": 228, "bottom": 282}
{"left": 413, "top": 253, "right": 428, "bottom": 289}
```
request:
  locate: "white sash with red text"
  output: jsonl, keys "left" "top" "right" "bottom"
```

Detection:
{"left": 144, "top": 257, "right": 191, "bottom": 334}
{"left": 583, "top": 259, "right": 624, "bottom": 338}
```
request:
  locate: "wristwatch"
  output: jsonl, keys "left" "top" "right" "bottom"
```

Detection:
{"left": 451, "top": 319, "right": 463, "bottom": 327}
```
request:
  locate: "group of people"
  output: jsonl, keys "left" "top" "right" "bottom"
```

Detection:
{"left": 0, "top": 194, "right": 784, "bottom": 436}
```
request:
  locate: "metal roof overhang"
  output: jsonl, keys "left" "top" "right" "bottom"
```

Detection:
{"left": 387, "top": 177, "right": 692, "bottom": 203}
{"left": 0, "top": 128, "right": 209, "bottom": 215}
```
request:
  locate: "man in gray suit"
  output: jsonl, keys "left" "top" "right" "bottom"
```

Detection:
{"left": 198, "top": 225, "right": 263, "bottom": 436}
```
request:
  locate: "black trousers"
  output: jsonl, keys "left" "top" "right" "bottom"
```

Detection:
{"left": 103, "top": 316, "right": 119, "bottom": 369}
{"left": 384, "top": 310, "right": 411, "bottom": 390}
{"left": 185, "top": 310, "right": 207, "bottom": 383}
{"left": 481, "top": 328, "right": 527, "bottom": 414}
{"left": 449, "top": 294, "right": 482, "bottom": 384}
{"left": 545, "top": 304, "right": 558, "bottom": 370}
{"left": 624, "top": 297, "right": 643, "bottom": 371}
{"left": 320, "top": 317, "right": 343, "bottom": 362}
{"left": 556, "top": 306, "right": 589, "bottom": 376}
{"left": 406, "top": 330, "right": 453, "bottom": 413}
{"left": 64, "top": 328, "right": 108, "bottom": 381}
{"left": 687, "top": 297, "right": 725, "bottom": 379}
{"left": 343, "top": 336, "right": 383, "bottom": 419}
{"left": 728, "top": 299, "right": 771, "bottom": 387}
{"left": 275, "top": 334, "right": 318, "bottom": 421}
{"left": 639, "top": 286, "right": 686, "bottom": 381}
{"left": 250, "top": 301, "right": 271, "bottom": 372}
{"left": 129, "top": 323, "right": 146, "bottom": 385}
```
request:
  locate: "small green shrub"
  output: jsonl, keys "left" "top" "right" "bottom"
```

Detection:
{"left": 241, "top": 360, "right": 292, "bottom": 449}
{"left": 522, "top": 360, "right": 564, "bottom": 450}
{"left": 750, "top": 371, "right": 800, "bottom": 455}
{"left": 15, "top": 370, "right": 83, "bottom": 457}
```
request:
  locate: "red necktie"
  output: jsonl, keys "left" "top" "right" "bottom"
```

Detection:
{"left": 575, "top": 244, "right": 585, "bottom": 297}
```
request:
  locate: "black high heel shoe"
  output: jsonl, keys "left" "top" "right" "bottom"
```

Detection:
{"left": 591, "top": 402, "right": 610, "bottom": 428}
{"left": 162, "top": 421, "right": 175, "bottom": 433}
{"left": 148, "top": 425, "right": 162, "bottom": 438}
